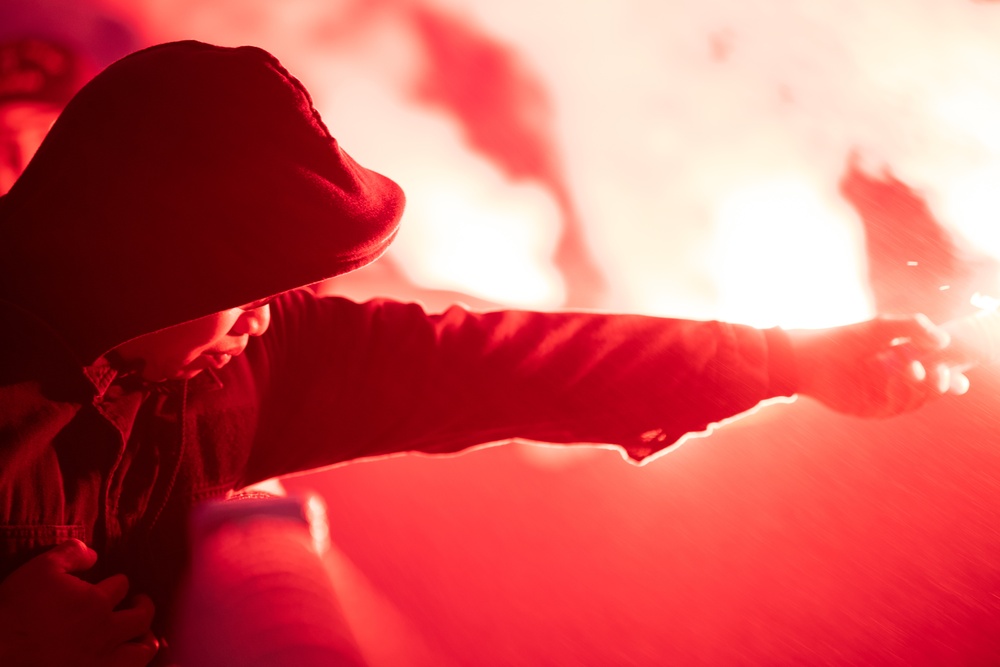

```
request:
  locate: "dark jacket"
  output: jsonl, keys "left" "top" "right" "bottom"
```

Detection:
{"left": 0, "top": 39, "right": 797, "bottom": 650}
{"left": 0, "top": 287, "right": 796, "bottom": 633}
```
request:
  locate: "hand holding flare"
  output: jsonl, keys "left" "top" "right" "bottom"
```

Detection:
{"left": 787, "top": 313, "right": 972, "bottom": 419}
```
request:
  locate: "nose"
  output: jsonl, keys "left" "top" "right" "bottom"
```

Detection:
{"left": 231, "top": 304, "right": 271, "bottom": 337}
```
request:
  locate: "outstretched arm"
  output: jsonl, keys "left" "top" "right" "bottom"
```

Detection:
{"left": 242, "top": 295, "right": 970, "bottom": 479}
{"left": 245, "top": 293, "right": 797, "bottom": 472}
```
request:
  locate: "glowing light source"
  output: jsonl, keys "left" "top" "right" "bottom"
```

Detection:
{"left": 939, "top": 164, "right": 1000, "bottom": 260}
{"left": 372, "top": 104, "right": 567, "bottom": 309}
{"left": 710, "top": 178, "right": 872, "bottom": 329}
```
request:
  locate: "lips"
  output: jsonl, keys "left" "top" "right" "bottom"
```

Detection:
{"left": 209, "top": 343, "right": 245, "bottom": 358}
{"left": 203, "top": 345, "right": 244, "bottom": 369}
{"left": 204, "top": 353, "right": 232, "bottom": 369}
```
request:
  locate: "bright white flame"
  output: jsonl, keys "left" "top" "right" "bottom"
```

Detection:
{"left": 939, "top": 164, "right": 1000, "bottom": 260}
{"left": 98, "top": 0, "right": 1000, "bottom": 322}
{"left": 395, "top": 170, "right": 566, "bottom": 308}
{"left": 312, "top": 74, "right": 566, "bottom": 309}
{"left": 931, "top": 83, "right": 1000, "bottom": 155}
{"left": 710, "top": 178, "right": 873, "bottom": 329}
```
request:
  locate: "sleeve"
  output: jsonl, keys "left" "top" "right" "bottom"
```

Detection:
{"left": 241, "top": 290, "right": 798, "bottom": 483}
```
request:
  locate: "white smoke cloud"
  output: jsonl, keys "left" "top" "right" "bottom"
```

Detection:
{"left": 97, "top": 0, "right": 1000, "bottom": 323}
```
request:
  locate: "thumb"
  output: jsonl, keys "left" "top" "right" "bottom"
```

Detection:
{"left": 40, "top": 538, "right": 98, "bottom": 574}
{"left": 871, "top": 313, "right": 949, "bottom": 351}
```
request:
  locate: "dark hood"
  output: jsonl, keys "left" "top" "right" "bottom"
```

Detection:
{"left": 0, "top": 40, "right": 404, "bottom": 365}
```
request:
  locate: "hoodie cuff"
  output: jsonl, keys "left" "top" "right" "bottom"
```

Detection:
{"left": 764, "top": 327, "right": 798, "bottom": 397}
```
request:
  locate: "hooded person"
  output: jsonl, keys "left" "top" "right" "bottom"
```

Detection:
{"left": 0, "top": 40, "right": 970, "bottom": 666}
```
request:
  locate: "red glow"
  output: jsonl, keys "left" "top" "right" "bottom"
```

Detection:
{"left": 12, "top": 0, "right": 1000, "bottom": 663}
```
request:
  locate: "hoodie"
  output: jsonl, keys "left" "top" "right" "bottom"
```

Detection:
{"left": 0, "top": 40, "right": 405, "bottom": 365}
{"left": 0, "top": 40, "right": 797, "bottom": 660}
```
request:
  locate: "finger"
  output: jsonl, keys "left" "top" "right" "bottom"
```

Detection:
{"left": 106, "top": 594, "right": 156, "bottom": 647}
{"left": 39, "top": 539, "right": 98, "bottom": 574}
{"left": 131, "top": 630, "right": 160, "bottom": 655}
{"left": 918, "top": 363, "right": 969, "bottom": 397}
{"left": 927, "top": 363, "right": 952, "bottom": 395}
{"left": 95, "top": 573, "right": 131, "bottom": 608}
{"left": 876, "top": 313, "right": 950, "bottom": 351}
{"left": 950, "top": 370, "right": 971, "bottom": 395}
